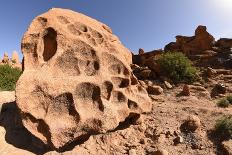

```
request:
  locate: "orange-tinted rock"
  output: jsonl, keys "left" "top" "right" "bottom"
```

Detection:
{"left": 182, "top": 84, "right": 190, "bottom": 96}
{"left": 16, "top": 8, "right": 151, "bottom": 150}
{"left": 11, "top": 51, "right": 20, "bottom": 64}
{"left": 138, "top": 48, "right": 145, "bottom": 55}
{"left": 165, "top": 25, "right": 215, "bottom": 55}
{"left": 2, "top": 52, "right": 9, "bottom": 63}
{"left": 216, "top": 38, "right": 232, "bottom": 49}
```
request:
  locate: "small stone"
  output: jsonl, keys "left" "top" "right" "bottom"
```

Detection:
{"left": 139, "top": 69, "right": 152, "bottom": 79}
{"left": 211, "top": 83, "right": 227, "bottom": 97}
{"left": 182, "top": 84, "right": 190, "bottom": 96}
{"left": 164, "top": 81, "right": 172, "bottom": 89}
{"left": 139, "top": 48, "right": 145, "bottom": 55}
{"left": 129, "top": 149, "right": 137, "bottom": 155}
{"left": 206, "top": 67, "right": 217, "bottom": 77}
{"left": 130, "top": 64, "right": 140, "bottom": 70}
{"left": 152, "top": 149, "right": 169, "bottom": 155}
{"left": 147, "top": 85, "right": 163, "bottom": 95}
{"left": 173, "top": 136, "right": 184, "bottom": 145}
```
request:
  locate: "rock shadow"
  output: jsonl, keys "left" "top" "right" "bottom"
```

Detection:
{"left": 0, "top": 102, "right": 50, "bottom": 155}
{"left": 207, "top": 130, "right": 228, "bottom": 155}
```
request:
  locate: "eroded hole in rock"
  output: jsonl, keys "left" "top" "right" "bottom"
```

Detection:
{"left": 104, "top": 53, "right": 129, "bottom": 76}
{"left": 74, "top": 22, "right": 88, "bottom": 32}
{"left": 111, "top": 91, "right": 127, "bottom": 103}
{"left": 91, "top": 30, "right": 103, "bottom": 38}
{"left": 85, "top": 60, "right": 100, "bottom": 76}
{"left": 102, "top": 81, "right": 113, "bottom": 100}
{"left": 80, "top": 49, "right": 97, "bottom": 59}
{"left": 109, "top": 64, "right": 122, "bottom": 75}
{"left": 111, "top": 77, "right": 130, "bottom": 88}
{"left": 56, "top": 51, "right": 80, "bottom": 76}
{"left": 128, "top": 99, "right": 138, "bottom": 110}
{"left": 130, "top": 75, "right": 138, "bottom": 85}
{"left": 67, "top": 24, "right": 81, "bottom": 36}
{"left": 108, "top": 64, "right": 129, "bottom": 76}
{"left": 43, "top": 27, "right": 57, "bottom": 61}
{"left": 76, "top": 83, "right": 100, "bottom": 100}
{"left": 79, "top": 59, "right": 100, "bottom": 76}
{"left": 37, "top": 17, "right": 47, "bottom": 26}
{"left": 75, "top": 83, "right": 104, "bottom": 111}
{"left": 57, "top": 16, "right": 70, "bottom": 24}
{"left": 54, "top": 93, "right": 80, "bottom": 121}
{"left": 137, "top": 85, "right": 147, "bottom": 94}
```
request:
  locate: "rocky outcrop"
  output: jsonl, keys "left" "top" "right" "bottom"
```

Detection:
{"left": 2, "top": 52, "right": 9, "bottom": 63}
{"left": 0, "top": 51, "right": 22, "bottom": 69}
{"left": 216, "top": 38, "right": 232, "bottom": 49}
{"left": 16, "top": 8, "right": 151, "bottom": 150}
{"left": 164, "top": 25, "right": 215, "bottom": 55}
{"left": 11, "top": 51, "right": 20, "bottom": 64}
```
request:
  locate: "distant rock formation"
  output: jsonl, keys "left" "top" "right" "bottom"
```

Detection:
{"left": 11, "top": 51, "right": 20, "bottom": 64}
{"left": 164, "top": 25, "right": 215, "bottom": 55}
{"left": 134, "top": 25, "right": 232, "bottom": 69}
{"left": 215, "top": 38, "right": 232, "bottom": 49}
{"left": 16, "top": 8, "right": 151, "bottom": 150}
{"left": 0, "top": 51, "right": 21, "bottom": 69}
{"left": 2, "top": 52, "right": 9, "bottom": 63}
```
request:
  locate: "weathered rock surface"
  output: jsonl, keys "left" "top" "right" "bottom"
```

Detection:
{"left": 16, "top": 8, "right": 151, "bottom": 150}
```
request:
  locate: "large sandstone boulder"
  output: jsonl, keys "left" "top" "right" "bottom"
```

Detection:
{"left": 16, "top": 8, "right": 151, "bottom": 150}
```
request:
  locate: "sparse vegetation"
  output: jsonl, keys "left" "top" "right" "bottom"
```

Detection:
{"left": 157, "top": 52, "right": 199, "bottom": 83}
{"left": 214, "top": 116, "right": 232, "bottom": 139}
{"left": 217, "top": 98, "right": 230, "bottom": 108}
{"left": 0, "top": 64, "right": 22, "bottom": 91}
{"left": 226, "top": 95, "right": 232, "bottom": 104}
{"left": 217, "top": 95, "right": 232, "bottom": 108}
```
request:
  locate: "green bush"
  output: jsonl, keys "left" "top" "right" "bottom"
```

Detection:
{"left": 0, "top": 64, "right": 22, "bottom": 91}
{"left": 226, "top": 95, "right": 232, "bottom": 104}
{"left": 157, "top": 52, "right": 199, "bottom": 83}
{"left": 215, "top": 116, "right": 232, "bottom": 139}
{"left": 217, "top": 98, "right": 230, "bottom": 108}
{"left": 216, "top": 96, "right": 232, "bottom": 108}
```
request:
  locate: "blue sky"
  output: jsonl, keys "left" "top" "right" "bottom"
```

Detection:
{"left": 0, "top": 0, "right": 232, "bottom": 60}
